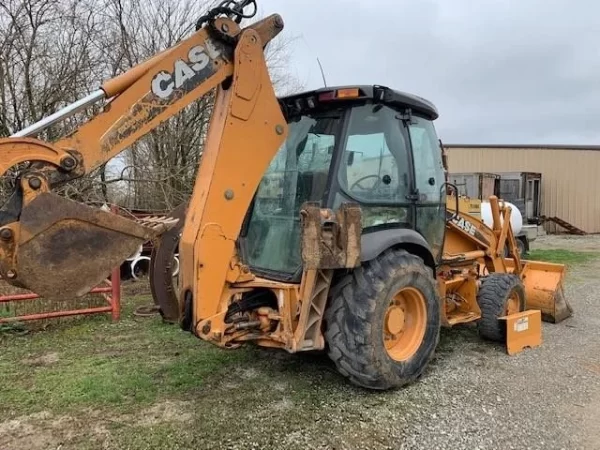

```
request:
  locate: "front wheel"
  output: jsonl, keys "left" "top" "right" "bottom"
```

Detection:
{"left": 324, "top": 249, "right": 441, "bottom": 390}
{"left": 477, "top": 274, "right": 526, "bottom": 342}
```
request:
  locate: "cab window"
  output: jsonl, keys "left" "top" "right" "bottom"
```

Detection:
{"left": 338, "top": 104, "right": 411, "bottom": 204}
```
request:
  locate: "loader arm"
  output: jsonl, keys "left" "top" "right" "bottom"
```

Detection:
{"left": 0, "top": 1, "right": 288, "bottom": 303}
{"left": 444, "top": 195, "right": 523, "bottom": 274}
{"left": 443, "top": 195, "right": 571, "bottom": 323}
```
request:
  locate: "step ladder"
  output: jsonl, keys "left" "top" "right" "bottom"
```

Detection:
{"left": 539, "top": 215, "right": 586, "bottom": 235}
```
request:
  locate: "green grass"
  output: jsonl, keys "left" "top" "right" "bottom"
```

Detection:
{"left": 0, "top": 295, "right": 255, "bottom": 419}
{"left": 527, "top": 249, "right": 600, "bottom": 266}
{"left": 0, "top": 293, "right": 375, "bottom": 449}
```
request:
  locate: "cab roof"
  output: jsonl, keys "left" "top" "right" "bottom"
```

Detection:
{"left": 279, "top": 85, "right": 439, "bottom": 120}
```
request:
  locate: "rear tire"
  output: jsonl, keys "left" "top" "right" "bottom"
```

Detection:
{"left": 477, "top": 274, "right": 525, "bottom": 342}
{"left": 324, "top": 249, "right": 440, "bottom": 390}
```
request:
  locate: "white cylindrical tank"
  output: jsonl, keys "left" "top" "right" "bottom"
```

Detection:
{"left": 130, "top": 256, "right": 151, "bottom": 280}
{"left": 480, "top": 201, "right": 523, "bottom": 235}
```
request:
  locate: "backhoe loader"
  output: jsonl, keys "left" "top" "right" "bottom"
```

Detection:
{"left": 0, "top": 0, "right": 572, "bottom": 390}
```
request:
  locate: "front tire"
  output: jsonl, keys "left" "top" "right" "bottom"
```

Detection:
{"left": 324, "top": 249, "right": 441, "bottom": 390}
{"left": 477, "top": 274, "right": 526, "bottom": 342}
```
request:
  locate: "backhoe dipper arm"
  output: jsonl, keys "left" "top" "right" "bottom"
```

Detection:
{"left": 0, "top": 3, "right": 288, "bottom": 302}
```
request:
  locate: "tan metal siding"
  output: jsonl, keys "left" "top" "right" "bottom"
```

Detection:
{"left": 446, "top": 147, "right": 600, "bottom": 233}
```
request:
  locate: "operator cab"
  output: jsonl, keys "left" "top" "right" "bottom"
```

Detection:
{"left": 240, "top": 85, "right": 446, "bottom": 281}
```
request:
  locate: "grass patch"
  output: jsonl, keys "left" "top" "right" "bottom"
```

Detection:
{"left": 0, "top": 295, "right": 254, "bottom": 419}
{"left": 527, "top": 249, "right": 600, "bottom": 266}
{"left": 0, "top": 292, "right": 390, "bottom": 449}
{"left": 0, "top": 291, "right": 383, "bottom": 449}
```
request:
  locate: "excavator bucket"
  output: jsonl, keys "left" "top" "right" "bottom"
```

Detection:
{"left": 511, "top": 259, "right": 573, "bottom": 323}
{"left": 3, "top": 192, "right": 177, "bottom": 300}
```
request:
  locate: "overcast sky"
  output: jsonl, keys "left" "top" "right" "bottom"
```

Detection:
{"left": 257, "top": 0, "right": 600, "bottom": 145}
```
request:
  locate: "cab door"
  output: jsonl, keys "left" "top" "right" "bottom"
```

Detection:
{"left": 332, "top": 103, "right": 415, "bottom": 231}
{"left": 407, "top": 115, "right": 447, "bottom": 262}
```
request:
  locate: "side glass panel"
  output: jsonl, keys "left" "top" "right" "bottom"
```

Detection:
{"left": 409, "top": 116, "right": 445, "bottom": 202}
{"left": 243, "top": 112, "right": 343, "bottom": 274}
{"left": 409, "top": 117, "right": 446, "bottom": 261}
{"left": 338, "top": 105, "right": 411, "bottom": 204}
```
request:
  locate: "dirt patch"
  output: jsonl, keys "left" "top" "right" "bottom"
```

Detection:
{"left": 21, "top": 352, "right": 60, "bottom": 367}
{"left": 0, "top": 400, "right": 194, "bottom": 450}
{"left": 271, "top": 381, "right": 288, "bottom": 392}
{"left": 122, "top": 280, "right": 151, "bottom": 297}
{"left": 270, "top": 397, "right": 294, "bottom": 412}
{"left": 0, "top": 411, "right": 78, "bottom": 450}
{"left": 239, "top": 367, "right": 259, "bottom": 380}
{"left": 136, "top": 400, "right": 193, "bottom": 427}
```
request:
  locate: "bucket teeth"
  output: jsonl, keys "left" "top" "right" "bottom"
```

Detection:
{"left": 135, "top": 216, "right": 180, "bottom": 234}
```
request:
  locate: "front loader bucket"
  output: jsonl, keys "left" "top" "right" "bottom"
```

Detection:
{"left": 519, "top": 260, "right": 573, "bottom": 323}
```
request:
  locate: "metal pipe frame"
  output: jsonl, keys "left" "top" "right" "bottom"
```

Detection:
{"left": 0, "top": 266, "right": 121, "bottom": 323}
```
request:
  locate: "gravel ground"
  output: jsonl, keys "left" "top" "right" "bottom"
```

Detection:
{"left": 350, "top": 234, "right": 600, "bottom": 450}
{"left": 1, "top": 234, "right": 599, "bottom": 450}
{"left": 228, "top": 234, "right": 600, "bottom": 450}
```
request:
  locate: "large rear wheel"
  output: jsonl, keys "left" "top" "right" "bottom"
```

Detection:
{"left": 324, "top": 249, "right": 440, "bottom": 390}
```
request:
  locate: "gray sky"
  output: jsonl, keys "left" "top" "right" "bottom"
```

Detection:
{"left": 257, "top": 0, "right": 600, "bottom": 145}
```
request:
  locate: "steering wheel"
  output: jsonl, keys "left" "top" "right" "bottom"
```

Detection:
{"left": 350, "top": 174, "right": 382, "bottom": 192}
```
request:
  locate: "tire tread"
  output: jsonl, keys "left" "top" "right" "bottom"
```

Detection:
{"left": 477, "top": 273, "right": 525, "bottom": 342}
{"left": 324, "top": 249, "right": 440, "bottom": 390}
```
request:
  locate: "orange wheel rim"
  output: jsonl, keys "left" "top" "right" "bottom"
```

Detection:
{"left": 383, "top": 287, "right": 427, "bottom": 362}
{"left": 506, "top": 292, "right": 520, "bottom": 315}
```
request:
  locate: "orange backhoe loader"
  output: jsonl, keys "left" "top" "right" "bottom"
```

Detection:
{"left": 0, "top": 0, "right": 572, "bottom": 390}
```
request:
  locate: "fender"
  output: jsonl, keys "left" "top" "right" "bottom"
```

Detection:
{"left": 360, "top": 228, "right": 436, "bottom": 272}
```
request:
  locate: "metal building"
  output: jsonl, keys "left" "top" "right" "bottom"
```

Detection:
{"left": 444, "top": 145, "right": 600, "bottom": 233}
